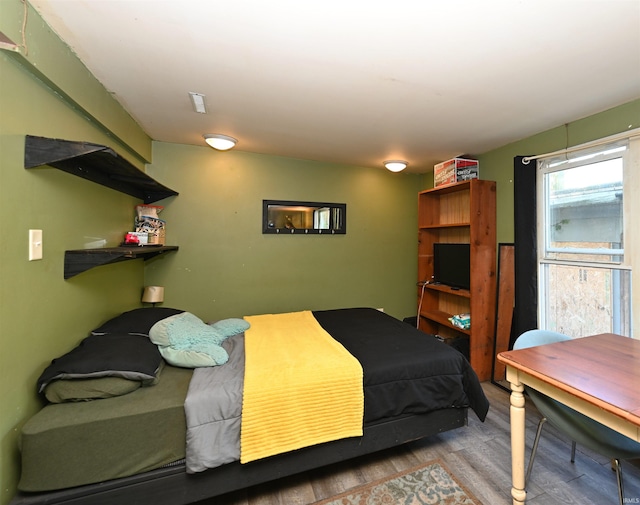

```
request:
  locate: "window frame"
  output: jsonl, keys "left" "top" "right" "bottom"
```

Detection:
{"left": 536, "top": 137, "right": 633, "bottom": 337}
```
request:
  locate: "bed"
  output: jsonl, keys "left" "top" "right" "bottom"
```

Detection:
{"left": 11, "top": 307, "right": 489, "bottom": 505}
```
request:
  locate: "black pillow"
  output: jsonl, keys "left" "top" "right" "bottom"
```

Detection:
{"left": 91, "top": 307, "right": 184, "bottom": 336}
{"left": 37, "top": 333, "right": 163, "bottom": 394}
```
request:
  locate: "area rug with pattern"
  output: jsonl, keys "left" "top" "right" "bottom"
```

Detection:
{"left": 312, "top": 459, "right": 483, "bottom": 505}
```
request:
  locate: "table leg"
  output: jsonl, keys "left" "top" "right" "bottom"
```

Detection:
{"left": 510, "top": 379, "right": 527, "bottom": 504}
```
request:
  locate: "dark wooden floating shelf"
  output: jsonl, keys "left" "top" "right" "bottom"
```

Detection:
{"left": 24, "top": 135, "right": 178, "bottom": 203}
{"left": 64, "top": 246, "right": 179, "bottom": 279}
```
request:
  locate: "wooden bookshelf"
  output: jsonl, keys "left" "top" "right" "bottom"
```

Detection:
{"left": 417, "top": 179, "right": 497, "bottom": 380}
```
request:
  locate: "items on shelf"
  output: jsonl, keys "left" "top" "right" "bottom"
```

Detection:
{"left": 434, "top": 158, "right": 479, "bottom": 187}
{"left": 448, "top": 313, "right": 471, "bottom": 330}
{"left": 133, "top": 205, "right": 166, "bottom": 245}
{"left": 123, "top": 232, "right": 144, "bottom": 245}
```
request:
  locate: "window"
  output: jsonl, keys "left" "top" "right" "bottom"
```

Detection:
{"left": 537, "top": 140, "right": 632, "bottom": 337}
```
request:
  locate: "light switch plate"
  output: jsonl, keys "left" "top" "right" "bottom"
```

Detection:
{"left": 29, "top": 229, "right": 43, "bottom": 261}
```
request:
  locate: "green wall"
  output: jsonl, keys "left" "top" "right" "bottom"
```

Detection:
{"left": 145, "top": 143, "right": 422, "bottom": 321}
{"left": 0, "top": 2, "right": 152, "bottom": 503}
{"left": 477, "top": 100, "right": 640, "bottom": 245}
{"left": 0, "top": 69, "right": 144, "bottom": 505}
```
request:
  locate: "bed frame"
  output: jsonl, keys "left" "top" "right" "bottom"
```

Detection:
{"left": 10, "top": 407, "right": 467, "bottom": 505}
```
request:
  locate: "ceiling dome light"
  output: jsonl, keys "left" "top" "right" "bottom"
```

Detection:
{"left": 203, "top": 134, "right": 237, "bottom": 151}
{"left": 383, "top": 160, "right": 408, "bottom": 172}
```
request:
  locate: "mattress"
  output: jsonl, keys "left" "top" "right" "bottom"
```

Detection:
{"left": 17, "top": 307, "right": 489, "bottom": 493}
{"left": 18, "top": 365, "right": 193, "bottom": 492}
{"left": 184, "top": 308, "right": 488, "bottom": 474}
{"left": 312, "top": 308, "right": 489, "bottom": 422}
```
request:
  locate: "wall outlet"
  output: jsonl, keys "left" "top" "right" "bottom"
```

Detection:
{"left": 29, "top": 229, "right": 43, "bottom": 261}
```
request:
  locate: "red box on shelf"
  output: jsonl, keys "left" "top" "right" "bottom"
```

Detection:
{"left": 434, "top": 158, "right": 479, "bottom": 187}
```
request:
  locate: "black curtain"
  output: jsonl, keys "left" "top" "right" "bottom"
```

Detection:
{"left": 512, "top": 156, "right": 538, "bottom": 346}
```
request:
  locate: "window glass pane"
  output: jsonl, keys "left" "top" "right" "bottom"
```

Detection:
{"left": 538, "top": 140, "right": 632, "bottom": 337}
{"left": 541, "top": 263, "right": 631, "bottom": 337}
{"left": 544, "top": 157, "right": 623, "bottom": 262}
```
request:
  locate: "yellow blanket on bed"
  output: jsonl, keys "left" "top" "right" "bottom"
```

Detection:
{"left": 240, "top": 311, "right": 364, "bottom": 464}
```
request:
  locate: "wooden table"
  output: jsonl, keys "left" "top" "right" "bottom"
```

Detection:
{"left": 497, "top": 333, "right": 640, "bottom": 504}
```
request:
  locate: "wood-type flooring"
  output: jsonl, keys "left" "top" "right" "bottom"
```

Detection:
{"left": 197, "top": 382, "right": 640, "bottom": 505}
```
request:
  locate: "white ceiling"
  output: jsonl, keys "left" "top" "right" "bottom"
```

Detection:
{"left": 29, "top": 0, "right": 640, "bottom": 173}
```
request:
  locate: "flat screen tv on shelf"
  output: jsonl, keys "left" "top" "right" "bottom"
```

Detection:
{"left": 433, "top": 243, "right": 470, "bottom": 290}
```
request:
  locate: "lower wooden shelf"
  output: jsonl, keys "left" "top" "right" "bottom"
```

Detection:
{"left": 64, "top": 245, "right": 178, "bottom": 279}
{"left": 419, "top": 310, "right": 471, "bottom": 336}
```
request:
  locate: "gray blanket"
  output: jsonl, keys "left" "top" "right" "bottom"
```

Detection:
{"left": 184, "top": 333, "right": 245, "bottom": 473}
